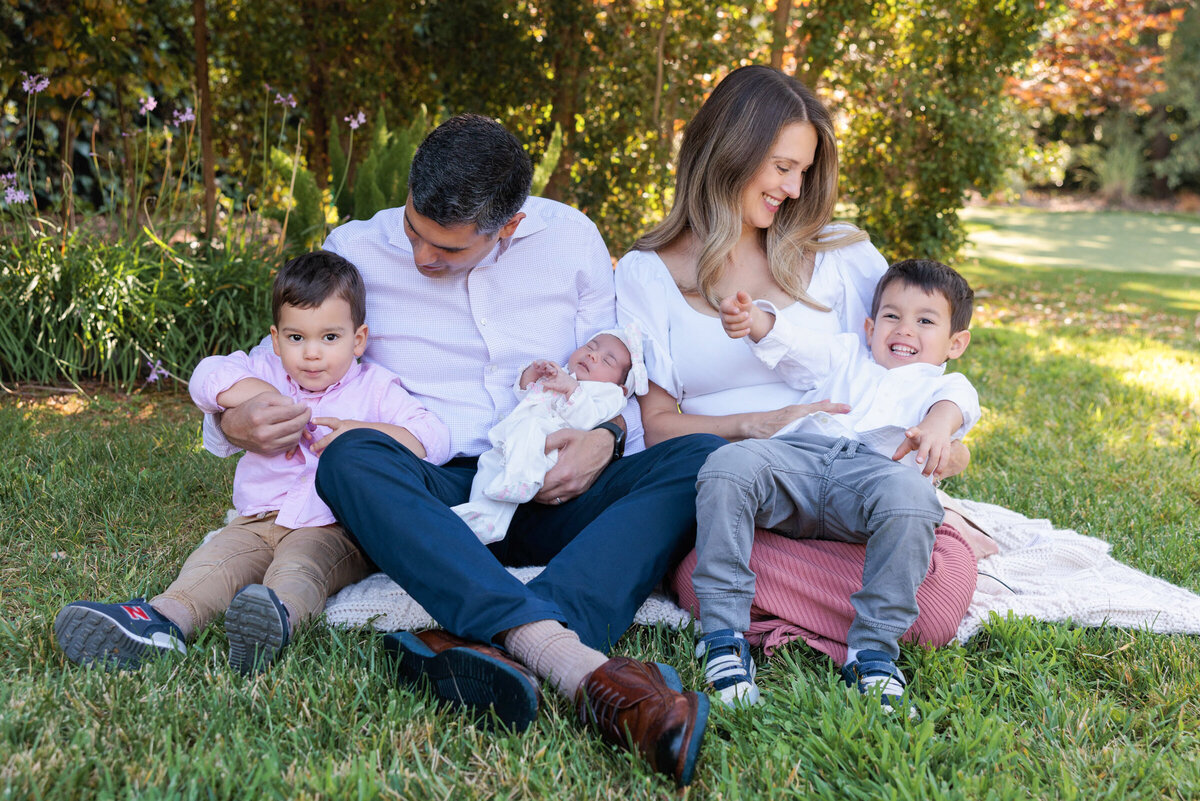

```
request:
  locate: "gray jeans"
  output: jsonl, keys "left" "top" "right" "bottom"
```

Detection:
{"left": 693, "top": 433, "right": 943, "bottom": 658}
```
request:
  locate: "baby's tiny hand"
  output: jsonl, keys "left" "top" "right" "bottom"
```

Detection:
{"left": 520, "top": 359, "right": 559, "bottom": 389}
{"left": 540, "top": 370, "right": 578, "bottom": 397}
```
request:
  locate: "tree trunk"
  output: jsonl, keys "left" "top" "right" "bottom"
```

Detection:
{"left": 1148, "top": 105, "right": 1171, "bottom": 199}
{"left": 770, "top": 0, "right": 794, "bottom": 71}
{"left": 652, "top": 0, "right": 670, "bottom": 132}
{"left": 193, "top": 0, "right": 217, "bottom": 238}
{"left": 541, "top": 2, "right": 585, "bottom": 202}
{"left": 303, "top": 0, "right": 330, "bottom": 190}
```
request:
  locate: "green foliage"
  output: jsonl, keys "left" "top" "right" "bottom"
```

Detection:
{"left": 530, "top": 122, "right": 562, "bottom": 197}
{"left": 1077, "top": 115, "right": 1146, "bottom": 203}
{"left": 830, "top": 0, "right": 1058, "bottom": 261}
{"left": 0, "top": 232, "right": 273, "bottom": 389}
{"left": 287, "top": 162, "right": 324, "bottom": 252}
{"left": 351, "top": 108, "right": 428, "bottom": 223}
{"left": 351, "top": 148, "right": 387, "bottom": 223}
{"left": 1152, "top": 2, "right": 1200, "bottom": 190}
{"left": 328, "top": 117, "right": 351, "bottom": 220}
{"left": 1, "top": 1, "right": 1074, "bottom": 260}
{"left": 262, "top": 146, "right": 325, "bottom": 253}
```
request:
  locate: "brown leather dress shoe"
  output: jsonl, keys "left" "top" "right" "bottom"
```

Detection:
{"left": 383, "top": 629, "right": 541, "bottom": 731}
{"left": 577, "top": 656, "right": 710, "bottom": 787}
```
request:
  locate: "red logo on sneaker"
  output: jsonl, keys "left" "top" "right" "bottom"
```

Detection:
{"left": 122, "top": 605, "right": 151, "bottom": 621}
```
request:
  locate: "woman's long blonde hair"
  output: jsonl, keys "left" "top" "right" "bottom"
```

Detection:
{"left": 635, "top": 65, "right": 867, "bottom": 311}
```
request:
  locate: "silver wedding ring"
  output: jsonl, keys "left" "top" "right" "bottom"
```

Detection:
{"left": 554, "top": 497, "right": 563, "bottom": 505}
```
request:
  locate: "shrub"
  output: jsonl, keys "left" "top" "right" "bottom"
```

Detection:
{"left": 0, "top": 232, "right": 274, "bottom": 389}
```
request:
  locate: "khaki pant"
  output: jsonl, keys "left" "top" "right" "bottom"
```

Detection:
{"left": 153, "top": 513, "right": 372, "bottom": 634}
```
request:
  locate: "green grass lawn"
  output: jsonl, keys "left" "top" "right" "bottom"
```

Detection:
{"left": 3, "top": 210, "right": 1200, "bottom": 799}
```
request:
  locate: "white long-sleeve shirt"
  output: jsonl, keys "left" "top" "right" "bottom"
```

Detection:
{"left": 748, "top": 300, "right": 980, "bottom": 466}
{"left": 203, "top": 197, "right": 644, "bottom": 459}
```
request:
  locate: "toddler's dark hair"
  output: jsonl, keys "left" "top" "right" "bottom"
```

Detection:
{"left": 272, "top": 251, "right": 366, "bottom": 329}
{"left": 870, "top": 259, "right": 974, "bottom": 333}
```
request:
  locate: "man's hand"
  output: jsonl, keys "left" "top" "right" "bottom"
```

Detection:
{"left": 741, "top": 399, "right": 851, "bottom": 440}
{"left": 534, "top": 428, "right": 612, "bottom": 504}
{"left": 219, "top": 391, "right": 310, "bottom": 457}
{"left": 719, "top": 291, "right": 773, "bottom": 342}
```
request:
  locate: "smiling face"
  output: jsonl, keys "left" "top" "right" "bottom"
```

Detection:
{"left": 865, "top": 281, "right": 971, "bottom": 370}
{"left": 270, "top": 297, "right": 367, "bottom": 392}
{"left": 566, "top": 334, "right": 632, "bottom": 386}
{"left": 739, "top": 121, "right": 818, "bottom": 232}
{"left": 402, "top": 194, "right": 524, "bottom": 278}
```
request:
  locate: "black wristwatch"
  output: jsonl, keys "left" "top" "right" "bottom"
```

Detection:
{"left": 593, "top": 421, "right": 626, "bottom": 463}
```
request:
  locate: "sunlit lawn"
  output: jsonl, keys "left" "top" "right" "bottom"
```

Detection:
{"left": 2, "top": 209, "right": 1199, "bottom": 799}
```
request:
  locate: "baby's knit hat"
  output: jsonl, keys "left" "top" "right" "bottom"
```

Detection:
{"left": 596, "top": 323, "right": 648, "bottom": 397}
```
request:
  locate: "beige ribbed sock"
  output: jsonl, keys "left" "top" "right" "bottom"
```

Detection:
{"left": 150, "top": 598, "right": 195, "bottom": 639}
{"left": 503, "top": 619, "right": 609, "bottom": 700}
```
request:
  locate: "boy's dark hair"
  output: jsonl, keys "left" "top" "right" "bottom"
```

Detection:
{"left": 870, "top": 258, "right": 975, "bottom": 333}
{"left": 408, "top": 113, "right": 532, "bottom": 236}
{"left": 272, "top": 251, "right": 366, "bottom": 329}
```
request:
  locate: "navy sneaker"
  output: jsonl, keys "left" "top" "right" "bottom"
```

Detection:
{"left": 226, "top": 584, "right": 290, "bottom": 675}
{"left": 696, "top": 629, "right": 761, "bottom": 708}
{"left": 840, "top": 650, "right": 919, "bottom": 719}
{"left": 54, "top": 598, "right": 186, "bottom": 670}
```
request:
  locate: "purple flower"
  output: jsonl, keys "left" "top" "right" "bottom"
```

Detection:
{"left": 172, "top": 106, "right": 195, "bottom": 127}
{"left": 138, "top": 95, "right": 157, "bottom": 116}
{"left": 5, "top": 186, "right": 30, "bottom": 205}
{"left": 21, "top": 72, "right": 49, "bottom": 94}
{"left": 0, "top": 172, "right": 15, "bottom": 188}
{"left": 344, "top": 110, "right": 367, "bottom": 130}
{"left": 145, "top": 359, "right": 168, "bottom": 384}
{"left": 273, "top": 92, "right": 297, "bottom": 109}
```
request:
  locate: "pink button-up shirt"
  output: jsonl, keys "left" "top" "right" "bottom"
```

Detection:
{"left": 191, "top": 350, "right": 450, "bottom": 529}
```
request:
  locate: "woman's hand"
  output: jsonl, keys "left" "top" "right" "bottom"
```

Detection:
{"left": 740, "top": 399, "right": 851, "bottom": 440}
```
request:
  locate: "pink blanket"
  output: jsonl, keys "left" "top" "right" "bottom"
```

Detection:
{"left": 670, "top": 524, "right": 978, "bottom": 664}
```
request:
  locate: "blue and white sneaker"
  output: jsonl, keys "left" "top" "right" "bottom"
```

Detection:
{"left": 696, "top": 629, "right": 761, "bottom": 708}
{"left": 226, "top": 584, "right": 291, "bottom": 675}
{"left": 54, "top": 598, "right": 186, "bottom": 670}
{"left": 840, "top": 650, "right": 919, "bottom": 719}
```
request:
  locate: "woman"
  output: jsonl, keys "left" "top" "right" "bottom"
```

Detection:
{"left": 616, "top": 65, "right": 981, "bottom": 702}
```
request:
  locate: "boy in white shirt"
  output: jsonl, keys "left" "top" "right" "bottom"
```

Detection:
{"left": 693, "top": 259, "right": 979, "bottom": 715}
{"left": 452, "top": 326, "right": 647, "bottom": 543}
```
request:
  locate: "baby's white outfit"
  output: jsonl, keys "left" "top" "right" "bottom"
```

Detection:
{"left": 452, "top": 368, "right": 626, "bottom": 544}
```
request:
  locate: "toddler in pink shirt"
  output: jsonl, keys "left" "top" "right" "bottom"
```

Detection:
{"left": 54, "top": 251, "right": 449, "bottom": 674}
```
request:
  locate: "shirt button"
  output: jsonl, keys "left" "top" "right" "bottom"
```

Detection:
{"left": 480, "top": 318, "right": 488, "bottom": 327}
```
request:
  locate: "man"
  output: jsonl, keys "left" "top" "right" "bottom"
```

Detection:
{"left": 210, "top": 114, "right": 720, "bottom": 787}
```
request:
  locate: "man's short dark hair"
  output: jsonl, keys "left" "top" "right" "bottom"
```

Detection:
{"left": 407, "top": 113, "right": 532, "bottom": 236}
{"left": 870, "top": 259, "right": 975, "bottom": 333}
{"left": 272, "top": 251, "right": 366, "bottom": 329}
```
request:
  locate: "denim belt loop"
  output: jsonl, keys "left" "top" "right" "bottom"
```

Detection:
{"left": 823, "top": 436, "right": 854, "bottom": 465}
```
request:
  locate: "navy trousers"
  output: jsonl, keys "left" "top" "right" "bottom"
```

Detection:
{"left": 315, "top": 429, "right": 724, "bottom": 651}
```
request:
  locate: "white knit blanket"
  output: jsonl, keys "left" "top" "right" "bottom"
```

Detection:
{"left": 955, "top": 498, "right": 1200, "bottom": 641}
{"left": 308, "top": 499, "right": 1200, "bottom": 641}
